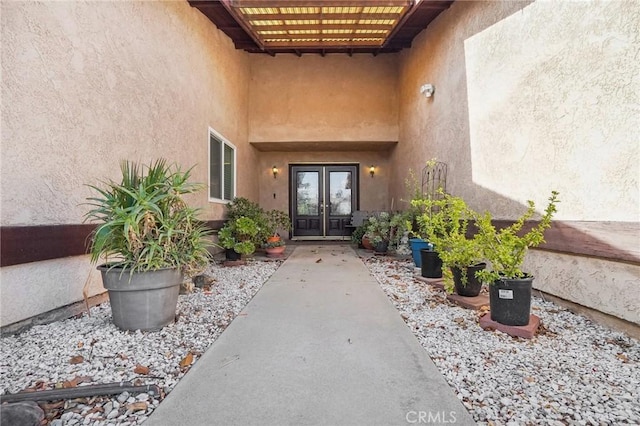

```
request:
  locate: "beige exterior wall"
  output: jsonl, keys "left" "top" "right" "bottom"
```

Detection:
{"left": 248, "top": 54, "right": 399, "bottom": 143}
{"left": 256, "top": 151, "right": 392, "bottom": 215}
{"left": 393, "top": 0, "right": 640, "bottom": 324}
{"left": 1, "top": 1, "right": 252, "bottom": 326}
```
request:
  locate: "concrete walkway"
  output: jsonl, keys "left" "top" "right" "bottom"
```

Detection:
{"left": 146, "top": 245, "right": 475, "bottom": 425}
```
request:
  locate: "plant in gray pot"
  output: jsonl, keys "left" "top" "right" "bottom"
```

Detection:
{"left": 85, "top": 159, "right": 212, "bottom": 331}
{"left": 475, "top": 191, "right": 560, "bottom": 326}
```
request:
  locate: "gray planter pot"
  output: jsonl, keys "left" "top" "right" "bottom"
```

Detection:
{"left": 98, "top": 265, "right": 183, "bottom": 331}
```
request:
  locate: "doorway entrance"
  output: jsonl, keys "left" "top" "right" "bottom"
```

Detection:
{"left": 290, "top": 164, "right": 358, "bottom": 239}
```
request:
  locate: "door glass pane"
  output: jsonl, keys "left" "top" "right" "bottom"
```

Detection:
{"left": 296, "top": 172, "right": 319, "bottom": 215}
{"left": 329, "top": 171, "right": 352, "bottom": 215}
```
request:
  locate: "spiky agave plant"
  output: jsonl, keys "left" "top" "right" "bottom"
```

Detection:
{"left": 84, "top": 159, "right": 212, "bottom": 275}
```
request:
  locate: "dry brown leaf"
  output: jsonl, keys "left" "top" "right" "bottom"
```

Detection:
{"left": 180, "top": 352, "right": 194, "bottom": 369}
{"left": 524, "top": 376, "right": 535, "bottom": 383}
{"left": 77, "top": 342, "right": 84, "bottom": 348}
{"left": 134, "top": 364, "right": 150, "bottom": 375}
{"left": 118, "top": 353, "right": 129, "bottom": 360}
{"left": 127, "top": 401, "right": 149, "bottom": 412}
{"left": 315, "top": 258, "right": 322, "bottom": 263}
{"left": 69, "top": 355, "right": 84, "bottom": 365}
{"left": 616, "top": 353, "right": 629, "bottom": 363}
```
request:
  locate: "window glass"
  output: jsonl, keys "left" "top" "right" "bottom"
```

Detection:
{"left": 209, "top": 130, "right": 235, "bottom": 202}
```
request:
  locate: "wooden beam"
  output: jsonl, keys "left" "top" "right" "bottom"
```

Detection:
{"left": 252, "top": 24, "right": 394, "bottom": 31}
{"left": 239, "top": 12, "right": 401, "bottom": 20}
{"left": 232, "top": 0, "right": 411, "bottom": 7}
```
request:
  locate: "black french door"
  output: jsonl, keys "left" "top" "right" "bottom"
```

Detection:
{"left": 290, "top": 165, "right": 358, "bottom": 239}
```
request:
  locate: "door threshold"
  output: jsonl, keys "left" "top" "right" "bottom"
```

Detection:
{"left": 291, "top": 236, "right": 350, "bottom": 241}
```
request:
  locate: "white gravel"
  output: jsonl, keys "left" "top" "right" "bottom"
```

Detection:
{"left": 364, "top": 256, "right": 640, "bottom": 426}
{"left": 0, "top": 259, "right": 281, "bottom": 425}
{"left": 3, "top": 253, "right": 639, "bottom": 426}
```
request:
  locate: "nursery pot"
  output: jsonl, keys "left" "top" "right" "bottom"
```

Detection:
{"left": 489, "top": 276, "right": 534, "bottom": 326}
{"left": 225, "top": 248, "right": 242, "bottom": 261}
{"left": 374, "top": 240, "right": 389, "bottom": 254}
{"left": 452, "top": 263, "right": 486, "bottom": 297}
{"left": 420, "top": 249, "right": 442, "bottom": 278}
{"left": 409, "top": 238, "right": 430, "bottom": 267}
{"left": 98, "top": 266, "right": 183, "bottom": 331}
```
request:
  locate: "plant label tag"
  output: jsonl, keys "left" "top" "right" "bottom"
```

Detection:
{"left": 498, "top": 289, "right": 514, "bottom": 299}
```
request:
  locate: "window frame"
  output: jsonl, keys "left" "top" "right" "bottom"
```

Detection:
{"left": 208, "top": 127, "right": 237, "bottom": 203}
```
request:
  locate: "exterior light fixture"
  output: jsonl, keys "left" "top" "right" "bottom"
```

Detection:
{"left": 420, "top": 83, "right": 435, "bottom": 98}
{"left": 272, "top": 166, "right": 278, "bottom": 179}
{"left": 369, "top": 165, "right": 375, "bottom": 177}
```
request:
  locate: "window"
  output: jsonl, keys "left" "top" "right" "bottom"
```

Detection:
{"left": 208, "top": 128, "right": 236, "bottom": 202}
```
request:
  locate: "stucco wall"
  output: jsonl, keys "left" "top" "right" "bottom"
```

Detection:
{"left": 525, "top": 251, "right": 640, "bottom": 325}
{"left": 256, "top": 151, "right": 392, "bottom": 215}
{"left": 248, "top": 54, "right": 399, "bottom": 143}
{"left": 1, "top": 1, "right": 252, "bottom": 326}
{"left": 393, "top": 0, "right": 639, "bottom": 324}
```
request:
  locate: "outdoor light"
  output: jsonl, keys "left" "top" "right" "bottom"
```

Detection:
{"left": 272, "top": 166, "right": 278, "bottom": 179}
{"left": 369, "top": 165, "right": 375, "bottom": 177}
{"left": 420, "top": 83, "right": 435, "bottom": 98}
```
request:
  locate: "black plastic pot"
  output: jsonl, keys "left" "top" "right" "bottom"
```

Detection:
{"left": 225, "top": 248, "right": 242, "bottom": 261}
{"left": 420, "top": 249, "right": 442, "bottom": 278}
{"left": 489, "top": 276, "right": 534, "bottom": 326}
{"left": 452, "top": 263, "right": 486, "bottom": 297}
{"left": 374, "top": 240, "right": 389, "bottom": 253}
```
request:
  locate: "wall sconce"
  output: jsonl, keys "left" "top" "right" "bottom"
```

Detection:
{"left": 420, "top": 83, "right": 435, "bottom": 98}
{"left": 272, "top": 166, "right": 278, "bottom": 179}
{"left": 369, "top": 165, "right": 375, "bottom": 178}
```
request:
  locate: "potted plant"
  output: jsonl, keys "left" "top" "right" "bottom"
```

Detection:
{"left": 263, "top": 209, "right": 292, "bottom": 244}
{"left": 225, "top": 197, "right": 268, "bottom": 246}
{"left": 350, "top": 223, "right": 367, "bottom": 248}
{"left": 217, "top": 217, "right": 259, "bottom": 260}
{"left": 475, "top": 191, "right": 560, "bottom": 326}
{"left": 366, "top": 212, "right": 392, "bottom": 253}
{"left": 411, "top": 197, "right": 446, "bottom": 279}
{"left": 84, "top": 159, "right": 212, "bottom": 331}
{"left": 415, "top": 192, "right": 486, "bottom": 296}
{"left": 263, "top": 238, "right": 286, "bottom": 257}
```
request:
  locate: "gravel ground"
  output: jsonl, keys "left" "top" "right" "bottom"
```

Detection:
{"left": 364, "top": 256, "right": 640, "bottom": 426}
{"left": 3, "top": 253, "right": 639, "bottom": 426}
{"left": 0, "top": 259, "right": 281, "bottom": 425}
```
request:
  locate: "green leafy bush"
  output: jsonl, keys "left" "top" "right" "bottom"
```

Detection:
{"left": 84, "top": 159, "right": 212, "bottom": 275}
{"left": 475, "top": 191, "right": 560, "bottom": 283}
{"left": 217, "top": 217, "right": 259, "bottom": 255}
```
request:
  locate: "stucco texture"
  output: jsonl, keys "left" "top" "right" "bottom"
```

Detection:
{"left": 248, "top": 54, "right": 399, "bottom": 143}
{"left": 1, "top": 1, "right": 251, "bottom": 326}
{"left": 392, "top": 0, "right": 639, "bottom": 324}
{"left": 525, "top": 250, "right": 640, "bottom": 325}
{"left": 1, "top": 0, "right": 252, "bottom": 226}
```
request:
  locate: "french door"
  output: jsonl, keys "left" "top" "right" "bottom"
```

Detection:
{"left": 290, "top": 165, "right": 358, "bottom": 239}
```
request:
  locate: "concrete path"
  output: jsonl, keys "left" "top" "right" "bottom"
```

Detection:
{"left": 146, "top": 245, "right": 475, "bottom": 425}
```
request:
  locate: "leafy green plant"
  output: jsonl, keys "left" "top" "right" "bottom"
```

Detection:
{"left": 350, "top": 223, "right": 367, "bottom": 246}
{"left": 263, "top": 238, "right": 286, "bottom": 249}
{"left": 226, "top": 197, "right": 269, "bottom": 244}
{"left": 84, "top": 159, "right": 212, "bottom": 275}
{"left": 366, "top": 212, "right": 391, "bottom": 245}
{"left": 264, "top": 209, "right": 292, "bottom": 237}
{"left": 475, "top": 191, "right": 560, "bottom": 283}
{"left": 217, "top": 217, "right": 259, "bottom": 255}
{"left": 412, "top": 191, "right": 484, "bottom": 291}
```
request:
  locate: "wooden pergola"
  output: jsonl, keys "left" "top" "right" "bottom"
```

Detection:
{"left": 189, "top": 0, "right": 454, "bottom": 55}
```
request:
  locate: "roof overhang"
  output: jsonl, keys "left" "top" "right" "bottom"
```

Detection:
{"left": 189, "top": 0, "right": 454, "bottom": 55}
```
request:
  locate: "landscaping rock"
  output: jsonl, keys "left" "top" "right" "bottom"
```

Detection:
{"left": 0, "top": 401, "right": 44, "bottom": 426}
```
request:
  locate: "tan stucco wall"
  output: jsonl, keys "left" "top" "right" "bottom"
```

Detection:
{"left": 1, "top": 1, "right": 252, "bottom": 326}
{"left": 392, "top": 0, "right": 639, "bottom": 324}
{"left": 525, "top": 251, "right": 640, "bottom": 325}
{"left": 256, "top": 151, "right": 392, "bottom": 215}
{"left": 248, "top": 55, "right": 399, "bottom": 143}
